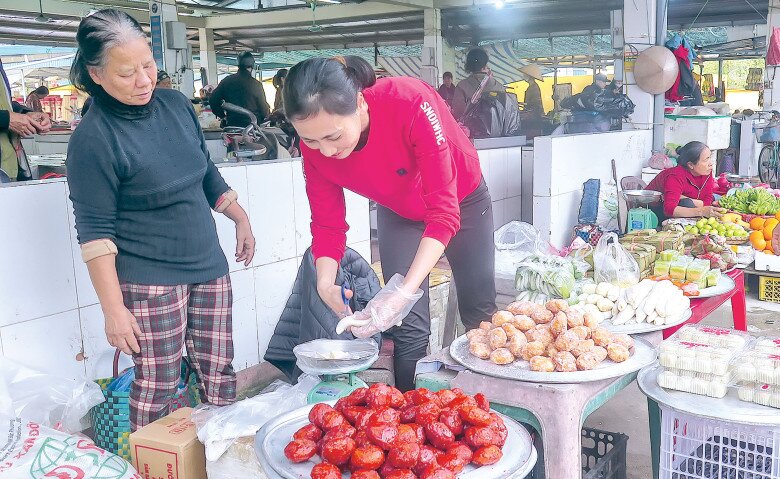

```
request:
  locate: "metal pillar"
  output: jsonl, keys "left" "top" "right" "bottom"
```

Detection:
{"left": 765, "top": 0, "right": 780, "bottom": 110}
{"left": 198, "top": 27, "right": 219, "bottom": 86}
{"left": 652, "top": 0, "right": 668, "bottom": 153}
{"left": 421, "top": 8, "right": 443, "bottom": 87}
{"left": 149, "top": 0, "right": 195, "bottom": 98}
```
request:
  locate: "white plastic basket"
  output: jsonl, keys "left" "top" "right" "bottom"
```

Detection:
{"left": 660, "top": 404, "right": 780, "bottom": 478}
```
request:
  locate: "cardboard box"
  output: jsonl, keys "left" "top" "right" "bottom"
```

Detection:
{"left": 129, "top": 407, "right": 207, "bottom": 479}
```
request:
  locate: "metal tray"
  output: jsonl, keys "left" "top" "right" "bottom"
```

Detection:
{"left": 694, "top": 274, "right": 736, "bottom": 299}
{"left": 254, "top": 403, "right": 537, "bottom": 479}
{"left": 449, "top": 335, "right": 657, "bottom": 384}
{"left": 602, "top": 309, "right": 692, "bottom": 335}
{"left": 638, "top": 364, "right": 780, "bottom": 426}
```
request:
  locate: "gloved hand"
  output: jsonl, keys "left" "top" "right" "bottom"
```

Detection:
{"left": 335, "top": 274, "right": 423, "bottom": 338}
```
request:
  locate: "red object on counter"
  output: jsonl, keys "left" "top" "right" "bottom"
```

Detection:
{"left": 662, "top": 269, "right": 747, "bottom": 339}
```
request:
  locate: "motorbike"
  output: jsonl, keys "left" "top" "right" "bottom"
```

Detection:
{"left": 220, "top": 101, "right": 298, "bottom": 161}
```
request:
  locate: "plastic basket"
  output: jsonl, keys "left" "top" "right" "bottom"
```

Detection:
{"left": 90, "top": 350, "right": 201, "bottom": 460}
{"left": 659, "top": 404, "right": 780, "bottom": 478}
{"left": 527, "top": 427, "right": 628, "bottom": 479}
{"left": 759, "top": 276, "right": 780, "bottom": 303}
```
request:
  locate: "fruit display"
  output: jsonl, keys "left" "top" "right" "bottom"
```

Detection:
{"left": 466, "top": 299, "right": 635, "bottom": 372}
{"left": 682, "top": 217, "right": 748, "bottom": 238}
{"left": 748, "top": 215, "right": 780, "bottom": 254}
{"left": 717, "top": 188, "right": 780, "bottom": 215}
{"left": 283, "top": 385, "right": 509, "bottom": 479}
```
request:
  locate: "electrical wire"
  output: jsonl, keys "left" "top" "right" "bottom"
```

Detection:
{"left": 743, "top": 0, "right": 767, "bottom": 21}
{"left": 687, "top": 0, "right": 710, "bottom": 32}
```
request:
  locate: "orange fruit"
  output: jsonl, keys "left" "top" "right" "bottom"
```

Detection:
{"left": 766, "top": 245, "right": 775, "bottom": 254}
{"left": 764, "top": 219, "right": 780, "bottom": 240}
{"left": 751, "top": 231, "right": 767, "bottom": 250}
{"left": 751, "top": 217, "right": 767, "bottom": 231}
{"left": 776, "top": 211, "right": 780, "bottom": 222}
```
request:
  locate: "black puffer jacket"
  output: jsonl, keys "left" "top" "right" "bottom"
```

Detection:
{"left": 264, "top": 247, "right": 381, "bottom": 380}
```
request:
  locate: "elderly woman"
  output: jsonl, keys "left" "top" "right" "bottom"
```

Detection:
{"left": 66, "top": 9, "right": 255, "bottom": 431}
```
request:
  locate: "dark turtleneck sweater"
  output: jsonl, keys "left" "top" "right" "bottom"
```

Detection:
{"left": 66, "top": 88, "right": 230, "bottom": 285}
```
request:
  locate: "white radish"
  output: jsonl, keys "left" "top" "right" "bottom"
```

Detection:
{"left": 606, "top": 285, "right": 621, "bottom": 302}
{"left": 612, "top": 305, "right": 635, "bottom": 325}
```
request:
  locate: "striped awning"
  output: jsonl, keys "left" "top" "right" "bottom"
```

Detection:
{"left": 379, "top": 41, "right": 533, "bottom": 85}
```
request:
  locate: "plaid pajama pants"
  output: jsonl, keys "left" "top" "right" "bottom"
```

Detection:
{"left": 121, "top": 274, "right": 236, "bottom": 431}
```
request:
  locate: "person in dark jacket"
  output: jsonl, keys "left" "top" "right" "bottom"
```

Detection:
{"left": 210, "top": 52, "right": 271, "bottom": 127}
{"left": 583, "top": 73, "right": 609, "bottom": 96}
{"left": 451, "top": 48, "right": 505, "bottom": 120}
{"left": 0, "top": 59, "right": 50, "bottom": 181}
{"left": 272, "top": 68, "right": 287, "bottom": 112}
{"left": 437, "top": 71, "right": 456, "bottom": 108}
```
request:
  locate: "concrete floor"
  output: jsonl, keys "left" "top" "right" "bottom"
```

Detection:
{"left": 583, "top": 294, "right": 780, "bottom": 479}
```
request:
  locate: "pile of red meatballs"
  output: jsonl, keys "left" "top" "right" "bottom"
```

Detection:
{"left": 284, "top": 384, "right": 508, "bottom": 479}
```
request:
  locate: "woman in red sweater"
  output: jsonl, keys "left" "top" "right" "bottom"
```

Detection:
{"left": 646, "top": 141, "right": 724, "bottom": 220}
{"left": 283, "top": 56, "right": 497, "bottom": 390}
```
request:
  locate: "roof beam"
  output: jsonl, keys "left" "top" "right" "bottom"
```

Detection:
{"left": 204, "top": 1, "right": 420, "bottom": 29}
{"left": 0, "top": 0, "right": 206, "bottom": 28}
{"left": 370, "top": 0, "right": 433, "bottom": 9}
{"left": 0, "top": 34, "right": 76, "bottom": 47}
{"left": 225, "top": 21, "right": 421, "bottom": 38}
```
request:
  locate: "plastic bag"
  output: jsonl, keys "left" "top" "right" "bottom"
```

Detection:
{"left": 346, "top": 274, "right": 424, "bottom": 338}
{"left": 0, "top": 415, "right": 141, "bottom": 478}
{"left": 494, "top": 221, "right": 554, "bottom": 276}
{"left": 648, "top": 152, "right": 675, "bottom": 170}
{"left": 514, "top": 253, "right": 588, "bottom": 299}
{"left": 0, "top": 358, "right": 105, "bottom": 433}
{"left": 205, "top": 437, "right": 267, "bottom": 479}
{"left": 593, "top": 232, "right": 640, "bottom": 287}
{"left": 596, "top": 180, "right": 620, "bottom": 232}
{"left": 192, "top": 374, "right": 319, "bottom": 462}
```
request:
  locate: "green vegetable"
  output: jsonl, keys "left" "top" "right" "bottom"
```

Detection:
{"left": 718, "top": 188, "right": 780, "bottom": 215}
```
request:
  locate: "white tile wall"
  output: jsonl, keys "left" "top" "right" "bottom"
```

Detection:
{"left": 0, "top": 181, "right": 78, "bottom": 326}
{"left": 1, "top": 310, "right": 85, "bottom": 379}
{"left": 230, "top": 268, "right": 259, "bottom": 371}
{"left": 291, "top": 162, "right": 313, "bottom": 257}
{"left": 213, "top": 165, "right": 252, "bottom": 272}
{"left": 254, "top": 258, "right": 298, "bottom": 361}
{"left": 79, "top": 304, "right": 134, "bottom": 380}
{"left": 345, "top": 191, "right": 371, "bottom": 245}
{"left": 507, "top": 147, "right": 523, "bottom": 199}
{"left": 65, "top": 184, "right": 100, "bottom": 308}
{"left": 248, "top": 161, "right": 297, "bottom": 266}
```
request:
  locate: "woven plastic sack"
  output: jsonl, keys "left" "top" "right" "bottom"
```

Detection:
{"left": 593, "top": 232, "right": 640, "bottom": 287}
{"left": 0, "top": 415, "right": 141, "bottom": 479}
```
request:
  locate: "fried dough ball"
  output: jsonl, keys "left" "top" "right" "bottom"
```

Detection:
{"left": 480, "top": 321, "right": 493, "bottom": 331}
{"left": 566, "top": 309, "right": 585, "bottom": 328}
{"left": 553, "top": 351, "right": 577, "bottom": 372}
{"left": 501, "top": 323, "right": 522, "bottom": 341}
{"left": 545, "top": 299, "right": 569, "bottom": 314}
{"left": 507, "top": 335, "right": 527, "bottom": 358}
{"left": 526, "top": 325, "right": 554, "bottom": 346}
{"left": 507, "top": 301, "right": 536, "bottom": 316}
{"left": 583, "top": 311, "right": 601, "bottom": 329}
{"left": 570, "top": 326, "right": 591, "bottom": 341}
{"left": 491, "top": 310, "right": 515, "bottom": 327}
{"left": 531, "top": 307, "right": 554, "bottom": 325}
{"left": 549, "top": 312, "right": 568, "bottom": 337}
{"left": 592, "top": 346, "right": 608, "bottom": 362}
{"left": 488, "top": 328, "right": 508, "bottom": 350}
{"left": 469, "top": 341, "right": 491, "bottom": 360}
{"left": 591, "top": 328, "right": 613, "bottom": 347}
{"left": 466, "top": 329, "right": 488, "bottom": 342}
{"left": 490, "top": 348, "right": 515, "bottom": 365}
{"left": 570, "top": 339, "right": 595, "bottom": 358}
{"left": 554, "top": 331, "right": 580, "bottom": 352}
{"left": 611, "top": 333, "right": 635, "bottom": 350}
{"left": 607, "top": 344, "right": 631, "bottom": 363}
{"left": 576, "top": 351, "right": 601, "bottom": 371}
{"left": 529, "top": 356, "right": 555, "bottom": 372}
{"left": 520, "top": 341, "right": 546, "bottom": 361}
{"left": 513, "top": 315, "right": 536, "bottom": 332}
{"left": 546, "top": 344, "right": 559, "bottom": 357}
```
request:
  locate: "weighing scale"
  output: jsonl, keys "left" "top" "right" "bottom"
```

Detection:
{"left": 293, "top": 338, "right": 379, "bottom": 404}
{"left": 623, "top": 189, "right": 662, "bottom": 232}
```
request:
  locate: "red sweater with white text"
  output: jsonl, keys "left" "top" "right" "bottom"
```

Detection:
{"left": 301, "top": 77, "right": 483, "bottom": 262}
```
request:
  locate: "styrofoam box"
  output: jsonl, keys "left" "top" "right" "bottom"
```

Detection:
{"left": 664, "top": 115, "right": 731, "bottom": 150}
{"left": 754, "top": 251, "right": 780, "bottom": 273}
{"left": 642, "top": 167, "right": 662, "bottom": 185}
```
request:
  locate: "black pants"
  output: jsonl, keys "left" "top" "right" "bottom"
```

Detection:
{"left": 377, "top": 179, "right": 497, "bottom": 391}
{"left": 650, "top": 197, "right": 696, "bottom": 224}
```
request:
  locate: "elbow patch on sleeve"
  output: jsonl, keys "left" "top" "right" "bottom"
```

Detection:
{"left": 81, "top": 239, "right": 118, "bottom": 263}
{"left": 214, "top": 189, "right": 238, "bottom": 213}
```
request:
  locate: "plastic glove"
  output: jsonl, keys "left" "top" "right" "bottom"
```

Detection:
{"left": 336, "top": 274, "right": 423, "bottom": 338}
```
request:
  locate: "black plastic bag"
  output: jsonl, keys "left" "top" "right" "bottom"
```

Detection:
{"left": 462, "top": 91, "right": 522, "bottom": 139}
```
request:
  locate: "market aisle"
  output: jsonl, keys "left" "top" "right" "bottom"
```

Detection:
{"left": 584, "top": 297, "right": 780, "bottom": 479}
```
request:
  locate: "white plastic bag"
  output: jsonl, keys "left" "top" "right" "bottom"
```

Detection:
{"left": 0, "top": 358, "right": 104, "bottom": 433}
{"left": 593, "top": 232, "right": 640, "bottom": 287}
{"left": 192, "top": 374, "right": 319, "bottom": 462}
{"left": 494, "top": 221, "right": 553, "bottom": 276}
{"left": 0, "top": 415, "right": 141, "bottom": 478}
{"left": 205, "top": 437, "right": 268, "bottom": 479}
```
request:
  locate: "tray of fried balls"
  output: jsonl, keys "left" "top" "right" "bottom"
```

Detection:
{"left": 449, "top": 299, "right": 657, "bottom": 384}
{"left": 257, "top": 384, "right": 537, "bottom": 479}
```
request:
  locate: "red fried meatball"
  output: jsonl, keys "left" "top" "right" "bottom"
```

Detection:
{"left": 293, "top": 424, "right": 323, "bottom": 442}
{"left": 309, "top": 403, "right": 335, "bottom": 428}
{"left": 310, "top": 462, "right": 341, "bottom": 479}
{"left": 349, "top": 444, "right": 385, "bottom": 470}
{"left": 284, "top": 439, "right": 317, "bottom": 463}
{"left": 472, "top": 445, "right": 503, "bottom": 466}
{"left": 320, "top": 437, "right": 356, "bottom": 466}
{"left": 388, "top": 442, "right": 421, "bottom": 469}
{"left": 424, "top": 422, "right": 455, "bottom": 450}
{"left": 365, "top": 424, "right": 399, "bottom": 450}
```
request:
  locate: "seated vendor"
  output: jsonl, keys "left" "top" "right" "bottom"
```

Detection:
{"left": 645, "top": 141, "right": 724, "bottom": 221}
